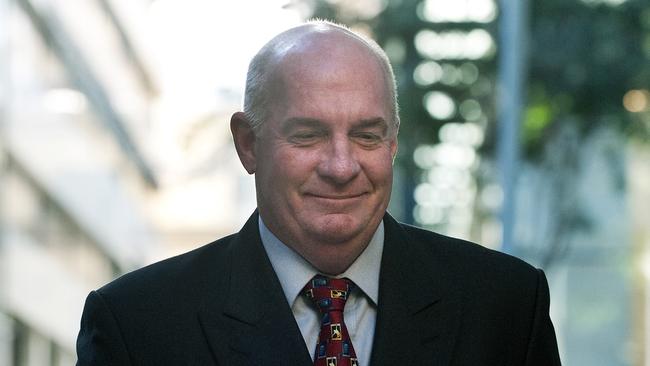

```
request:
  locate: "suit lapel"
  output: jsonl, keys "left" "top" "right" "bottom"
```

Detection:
{"left": 370, "top": 215, "right": 461, "bottom": 366}
{"left": 198, "top": 213, "right": 313, "bottom": 366}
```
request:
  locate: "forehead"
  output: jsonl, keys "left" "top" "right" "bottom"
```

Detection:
{"left": 278, "top": 32, "right": 386, "bottom": 85}
{"left": 266, "top": 33, "right": 391, "bottom": 123}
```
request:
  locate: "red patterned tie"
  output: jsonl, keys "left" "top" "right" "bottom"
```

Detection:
{"left": 303, "top": 275, "right": 359, "bottom": 366}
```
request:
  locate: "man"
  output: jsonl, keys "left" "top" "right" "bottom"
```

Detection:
{"left": 77, "top": 21, "right": 561, "bottom": 365}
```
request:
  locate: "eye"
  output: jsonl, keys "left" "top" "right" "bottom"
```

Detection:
{"left": 288, "top": 130, "right": 324, "bottom": 145}
{"left": 352, "top": 131, "right": 383, "bottom": 146}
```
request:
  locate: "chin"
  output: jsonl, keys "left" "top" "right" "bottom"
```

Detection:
{"left": 306, "top": 214, "right": 366, "bottom": 244}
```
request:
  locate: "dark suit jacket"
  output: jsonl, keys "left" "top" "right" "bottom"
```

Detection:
{"left": 77, "top": 213, "right": 561, "bottom": 365}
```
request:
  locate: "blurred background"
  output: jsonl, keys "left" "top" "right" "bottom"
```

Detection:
{"left": 0, "top": 0, "right": 648, "bottom": 364}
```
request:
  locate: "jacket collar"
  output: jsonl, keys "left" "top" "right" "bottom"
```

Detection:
{"left": 198, "top": 212, "right": 461, "bottom": 366}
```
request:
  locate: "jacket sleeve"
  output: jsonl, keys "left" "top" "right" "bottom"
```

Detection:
{"left": 76, "top": 290, "right": 132, "bottom": 366}
{"left": 525, "top": 269, "right": 562, "bottom": 366}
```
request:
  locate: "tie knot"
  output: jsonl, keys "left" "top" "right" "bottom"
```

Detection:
{"left": 303, "top": 275, "right": 354, "bottom": 313}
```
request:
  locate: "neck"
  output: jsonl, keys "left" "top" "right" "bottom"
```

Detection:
{"left": 303, "top": 243, "right": 367, "bottom": 275}
{"left": 262, "top": 217, "right": 382, "bottom": 276}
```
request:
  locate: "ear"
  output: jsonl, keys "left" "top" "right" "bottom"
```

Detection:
{"left": 230, "top": 112, "right": 257, "bottom": 174}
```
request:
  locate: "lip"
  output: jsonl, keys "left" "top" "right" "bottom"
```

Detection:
{"left": 305, "top": 193, "right": 367, "bottom": 200}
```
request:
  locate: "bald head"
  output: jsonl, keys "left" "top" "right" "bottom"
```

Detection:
{"left": 243, "top": 21, "right": 400, "bottom": 135}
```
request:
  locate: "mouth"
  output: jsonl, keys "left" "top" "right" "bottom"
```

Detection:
{"left": 305, "top": 192, "right": 367, "bottom": 200}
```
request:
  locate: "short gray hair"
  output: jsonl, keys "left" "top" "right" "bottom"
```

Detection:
{"left": 242, "top": 20, "right": 400, "bottom": 135}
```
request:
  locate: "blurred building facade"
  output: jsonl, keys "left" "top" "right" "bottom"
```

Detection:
{"left": 0, "top": 0, "right": 160, "bottom": 363}
{"left": 0, "top": 1, "right": 297, "bottom": 364}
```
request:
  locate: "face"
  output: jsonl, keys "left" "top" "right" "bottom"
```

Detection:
{"left": 240, "top": 41, "right": 397, "bottom": 268}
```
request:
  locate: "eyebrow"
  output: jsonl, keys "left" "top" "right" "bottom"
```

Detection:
{"left": 280, "top": 117, "right": 324, "bottom": 135}
{"left": 354, "top": 117, "right": 389, "bottom": 133}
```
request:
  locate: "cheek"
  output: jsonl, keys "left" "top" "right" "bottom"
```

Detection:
{"left": 272, "top": 148, "right": 320, "bottom": 182}
{"left": 362, "top": 151, "right": 395, "bottom": 183}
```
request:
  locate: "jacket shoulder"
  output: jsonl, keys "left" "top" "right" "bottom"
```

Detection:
{"left": 395, "top": 221, "right": 542, "bottom": 294}
{"left": 97, "top": 233, "right": 236, "bottom": 307}
{"left": 401, "top": 222, "right": 536, "bottom": 268}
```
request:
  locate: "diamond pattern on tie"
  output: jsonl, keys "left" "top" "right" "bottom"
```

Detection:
{"left": 303, "top": 275, "right": 359, "bottom": 366}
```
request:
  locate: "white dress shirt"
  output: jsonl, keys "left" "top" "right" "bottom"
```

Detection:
{"left": 259, "top": 217, "right": 384, "bottom": 366}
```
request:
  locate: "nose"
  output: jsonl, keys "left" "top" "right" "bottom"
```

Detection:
{"left": 316, "top": 135, "right": 361, "bottom": 185}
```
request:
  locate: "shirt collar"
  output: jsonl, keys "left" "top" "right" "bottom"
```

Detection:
{"left": 259, "top": 215, "right": 383, "bottom": 307}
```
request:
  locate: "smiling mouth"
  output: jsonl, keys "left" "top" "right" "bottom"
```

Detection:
{"left": 306, "top": 193, "right": 367, "bottom": 200}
